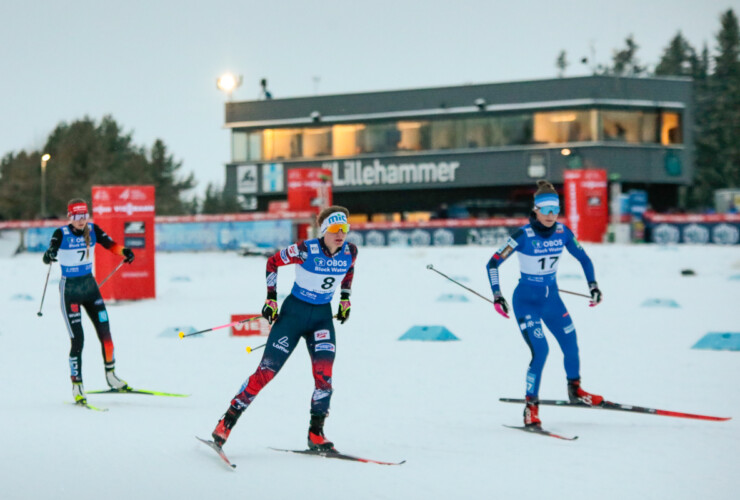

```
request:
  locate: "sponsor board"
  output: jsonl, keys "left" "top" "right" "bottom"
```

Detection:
{"left": 230, "top": 314, "right": 270, "bottom": 336}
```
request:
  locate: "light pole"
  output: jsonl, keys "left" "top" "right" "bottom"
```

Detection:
{"left": 216, "top": 73, "right": 243, "bottom": 101}
{"left": 40, "top": 154, "right": 51, "bottom": 218}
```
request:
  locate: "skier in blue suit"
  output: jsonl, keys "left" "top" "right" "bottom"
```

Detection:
{"left": 486, "top": 180, "right": 603, "bottom": 428}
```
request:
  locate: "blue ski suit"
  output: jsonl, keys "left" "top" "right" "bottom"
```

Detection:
{"left": 486, "top": 216, "right": 596, "bottom": 398}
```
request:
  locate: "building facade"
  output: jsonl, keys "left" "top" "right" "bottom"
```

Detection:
{"left": 223, "top": 75, "right": 693, "bottom": 217}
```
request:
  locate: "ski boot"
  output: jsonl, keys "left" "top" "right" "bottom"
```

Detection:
{"left": 568, "top": 379, "right": 603, "bottom": 406}
{"left": 72, "top": 381, "right": 87, "bottom": 405}
{"left": 212, "top": 406, "right": 242, "bottom": 447}
{"left": 524, "top": 396, "right": 541, "bottom": 427}
{"left": 307, "top": 413, "right": 335, "bottom": 452}
{"left": 105, "top": 367, "right": 129, "bottom": 391}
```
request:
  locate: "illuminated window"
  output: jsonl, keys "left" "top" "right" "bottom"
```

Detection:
{"left": 332, "top": 124, "right": 364, "bottom": 156}
{"left": 661, "top": 112, "right": 682, "bottom": 144}
{"left": 490, "top": 114, "right": 533, "bottom": 146}
{"left": 303, "top": 127, "right": 332, "bottom": 157}
{"left": 533, "top": 110, "right": 592, "bottom": 143}
{"left": 601, "top": 110, "right": 644, "bottom": 143}
{"left": 397, "top": 121, "right": 428, "bottom": 151}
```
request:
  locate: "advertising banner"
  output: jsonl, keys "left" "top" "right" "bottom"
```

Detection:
{"left": 563, "top": 169, "right": 608, "bottom": 243}
{"left": 644, "top": 213, "right": 740, "bottom": 245}
{"left": 230, "top": 314, "right": 270, "bottom": 336}
{"left": 346, "top": 219, "right": 526, "bottom": 247}
{"left": 92, "top": 185, "right": 156, "bottom": 300}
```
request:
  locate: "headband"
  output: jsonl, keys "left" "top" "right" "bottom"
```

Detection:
{"left": 320, "top": 211, "right": 348, "bottom": 235}
{"left": 67, "top": 202, "right": 89, "bottom": 217}
{"left": 534, "top": 193, "right": 559, "bottom": 208}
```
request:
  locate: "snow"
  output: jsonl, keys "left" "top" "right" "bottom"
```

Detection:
{"left": 1, "top": 243, "right": 739, "bottom": 499}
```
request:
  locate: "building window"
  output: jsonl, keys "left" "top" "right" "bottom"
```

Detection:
{"left": 491, "top": 114, "right": 533, "bottom": 146}
{"left": 357, "top": 122, "right": 400, "bottom": 154}
{"left": 232, "top": 131, "right": 248, "bottom": 162}
{"left": 247, "top": 131, "right": 262, "bottom": 161}
{"left": 303, "top": 127, "right": 332, "bottom": 157}
{"left": 397, "top": 121, "right": 428, "bottom": 151}
{"left": 332, "top": 124, "right": 363, "bottom": 156}
{"left": 430, "top": 120, "right": 460, "bottom": 150}
{"left": 661, "top": 112, "right": 682, "bottom": 145}
{"left": 263, "top": 128, "right": 301, "bottom": 160}
{"left": 601, "top": 110, "right": 645, "bottom": 143}
{"left": 533, "top": 110, "right": 592, "bottom": 144}
{"left": 463, "top": 117, "right": 491, "bottom": 148}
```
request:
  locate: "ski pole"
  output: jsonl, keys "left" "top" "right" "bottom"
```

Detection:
{"left": 246, "top": 343, "right": 266, "bottom": 354}
{"left": 179, "top": 316, "right": 262, "bottom": 339}
{"left": 426, "top": 264, "right": 591, "bottom": 302}
{"left": 37, "top": 263, "right": 52, "bottom": 317}
{"left": 98, "top": 259, "right": 125, "bottom": 288}
{"left": 426, "top": 264, "right": 494, "bottom": 304}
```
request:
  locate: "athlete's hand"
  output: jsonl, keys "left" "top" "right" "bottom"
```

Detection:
{"left": 42, "top": 248, "right": 58, "bottom": 264}
{"left": 493, "top": 291, "right": 510, "bottom": 319}
{"left": 262, "top": 293, "right": 279, "bottom": 325}
{"left": 122, "top": 247, "right": 135, "bottom": 264}
{"left": 588, "top": 282, "right": 602, "bottom": 307}
{"left": 336, "top": 292, "right": 351, "bottom": 324}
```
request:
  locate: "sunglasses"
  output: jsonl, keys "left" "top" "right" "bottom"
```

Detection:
{"left": 325, "top": 223, "right": 350, "bottom": 234}
{"left": 537, "top": 206, "right": 560, "bottom": 215}
{"left": 69, "top": 213, "right": 89, "bottom": 221}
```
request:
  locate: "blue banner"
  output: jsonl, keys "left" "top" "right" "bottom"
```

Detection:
{"left": 24, "top": 220, "right": 294, "bottom": 252}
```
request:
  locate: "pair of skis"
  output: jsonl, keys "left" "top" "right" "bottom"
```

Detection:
{"left": 500, "top": 397, "right": 731, "bottom": 440}
{"left": 70, "top": 387, "right": 189, "bottom": 411}
{"left": 195, "top": 437, "right": 405, "bottom": 469}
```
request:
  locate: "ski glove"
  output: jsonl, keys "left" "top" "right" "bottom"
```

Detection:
{"left": 122, "top": 247, "right": 135, "bottom": 264}
{"left": 493, "top": 291, "right": 510, "bottom": 319}
{"left": 262, "top": 292, "right": 279, "bottom": 325}
{"left": 588, "top": 282, "right": 602, "bottom": 307}
{"left": 42, "top": 248, "right": 58, "bottom": 264}
{"left": 337, "top": 292, "right": 351, "bottom": 324}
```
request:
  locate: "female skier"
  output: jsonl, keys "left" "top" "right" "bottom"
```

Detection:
{"left": 42, "top": 199, "right": 135, "bottom": 405}
{"left": 211, "top": 205, "right": 357, "bottom": 451}
{"left": 486, "top": 180, "right": 603, "bottom": 427}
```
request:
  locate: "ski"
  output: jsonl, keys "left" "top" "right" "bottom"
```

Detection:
{"left": 499, "top": 398, "right": 731, "bottom": 422}
{"left": 67, "top": 400, "right": 108, "bottom": 412}
{"left": 87, "top": 387, "right": 189, "bottom": 397}
{"left": 503, "top": 424, "right": 578, "bottom": 441}
{"left": 196, "top": 436, "right": 236, "bottom": 469}
{"left": 269, "top": 447, "right": 406, "bottom": 466}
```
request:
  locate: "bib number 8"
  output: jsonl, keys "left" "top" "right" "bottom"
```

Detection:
{"left": 321, "top": 277, "right": 336, "bottom": 290}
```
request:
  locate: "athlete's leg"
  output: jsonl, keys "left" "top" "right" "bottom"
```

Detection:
{"left": 512, "top": 284, "right": 549, "bottom": 399}
{"left": 541, "top": 292, "right": 580, "bottom": 381}
{"left": 230, "top": 297, "right": 304, "bottom": 410}
{"left": 82, "top": 285, "right": 115, "bottom": 370}
{"left": 59, "top": 278, "right": 85, "bottom": 383}
{"left": 304, "top": 318, "right": 336, "bottom": 416}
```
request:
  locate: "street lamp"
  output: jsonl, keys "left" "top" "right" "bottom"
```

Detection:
{"left": 216, "top": 73, "right": 243, "bottom": 100}
{"left": 40, "top": 153, "right": 51, "bottom": 218}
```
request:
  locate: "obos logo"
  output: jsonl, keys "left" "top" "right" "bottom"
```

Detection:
{"left": 314, "top": 257, "right": 347, "bottom": 267}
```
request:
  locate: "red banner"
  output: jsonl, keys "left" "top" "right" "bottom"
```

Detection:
{"left": 288, "top": 168, "right": 332, "bottom": 239}
{"left": 231, "top": 314, "right": 270, "bottom": 336}
{"left": 92, "top": 186, "right": 156, "bottom": 300}
{"left": 563, "top": 169, "right": 608, "bottom": 243}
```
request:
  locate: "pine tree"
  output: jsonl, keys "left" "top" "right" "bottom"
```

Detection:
{"left": 691, "top": 9, "right": 740, "bottom": 207}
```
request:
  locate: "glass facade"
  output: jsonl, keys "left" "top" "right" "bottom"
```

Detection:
{"left": 231, "top": 108, "right": 683, "bottom": 162}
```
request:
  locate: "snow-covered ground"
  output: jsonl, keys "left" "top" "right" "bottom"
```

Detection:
{"left": 1, "top": 242, "right": 739, "bottom": 500}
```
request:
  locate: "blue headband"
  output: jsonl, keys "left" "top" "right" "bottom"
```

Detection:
{"left": 534, "top": 193, "right": 559, "bottom": 208}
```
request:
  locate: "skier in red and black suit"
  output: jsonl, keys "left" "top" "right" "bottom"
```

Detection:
{"left": 211, "top": 205, "right": 357, "bottom": 452}
{"left": 42, "top": 199, "right": 135, "bottom": 405}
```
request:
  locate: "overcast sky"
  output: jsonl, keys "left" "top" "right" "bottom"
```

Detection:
{"left": 0, "top": 0, "right": 734, "bottom": 198}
